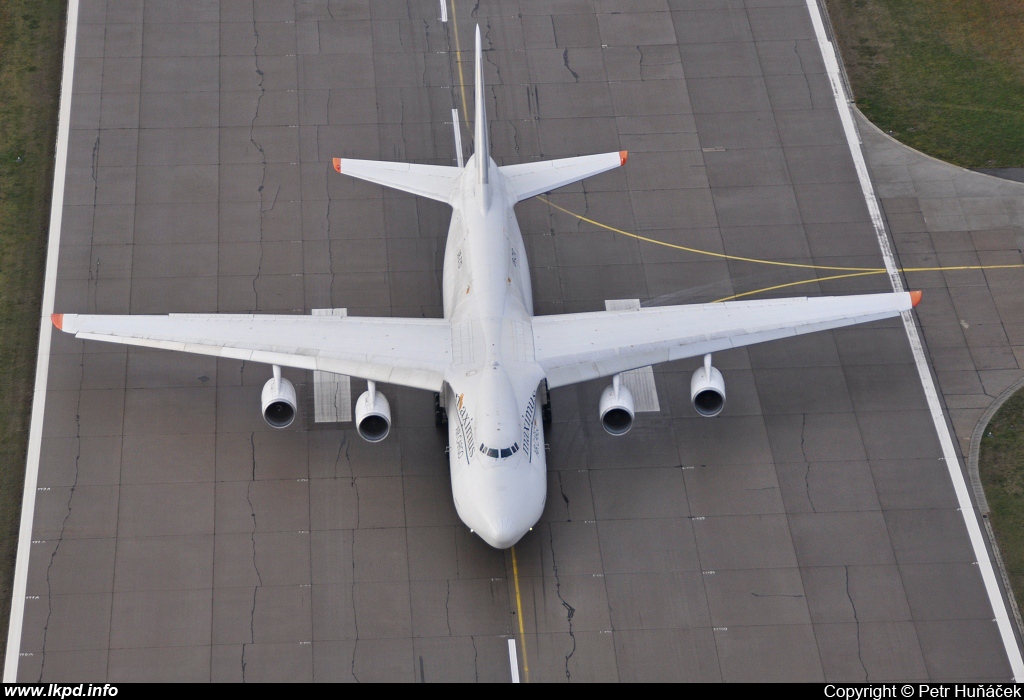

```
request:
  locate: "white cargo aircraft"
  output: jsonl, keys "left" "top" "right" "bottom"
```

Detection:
{"left": 53, "top": 27, "right": 919, "bottom": 548}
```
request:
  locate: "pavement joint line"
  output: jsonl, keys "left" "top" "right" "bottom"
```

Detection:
{"left": 510, "top": 545, "right": 529, "bottom": 683}
{"left": 3, "top": 0, "right": 82, "bottom": 682}
{"left": 805, "top": 0, "right": 1024, "bottom": 680}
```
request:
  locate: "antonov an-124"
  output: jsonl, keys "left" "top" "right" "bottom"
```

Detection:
{"left": 53, "top": 27, "right": 920, "bottom": 548}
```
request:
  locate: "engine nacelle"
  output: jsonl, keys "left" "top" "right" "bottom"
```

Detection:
{"left": 355, "top": 381, "right": 391, "bottom": 442}
{"left": 690, "top": 354, "right": 726, "bottom": 417}
{"left": 599, "top": 375, "right": 635, "bottom": 436}
{"left": 262, "top": 366, "right": 297, "bottom": 428}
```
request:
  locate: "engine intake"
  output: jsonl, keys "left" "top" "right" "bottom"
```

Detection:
{"left": 262, "top": 366, "right": 297, "bottom": 428}
{"left": 690, "top": 354, "right": 725, "bottom": 417}
{"left": 355, "top": 381, "right": 391, "bottom": 442}
{"left": 599, "top": 375, "right": 635, "bottom": 436}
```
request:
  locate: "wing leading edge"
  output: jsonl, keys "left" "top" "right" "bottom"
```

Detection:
{"left": 54, "top": 313, "right": 451, "bottom": 392}
{"left": 533, "top": 291, "right": 920, "bottom": 388}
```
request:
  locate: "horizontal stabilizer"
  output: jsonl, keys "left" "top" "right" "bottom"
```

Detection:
{"left": 334, "top": 157, "right": 462, "bottom": 204}
{"left": 499, "top": 151, "right": 627, "bottom": 202}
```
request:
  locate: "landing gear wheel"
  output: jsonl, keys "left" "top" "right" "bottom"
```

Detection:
{"left": 539, "top": 380, "right": 552, "bottom": 427}
{"left": 434, "top": 392, "right": 447, "bottom": 428}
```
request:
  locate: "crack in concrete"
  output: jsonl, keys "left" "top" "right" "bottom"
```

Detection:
{"left": 350, "top": 572, "right": 360, "bottom": 682}
{"left": 750, "top": 592, "right": 803, "bottom": 598}
{"left": 556, "top": 470, "right": 571, "bottom": 521}
{"left": 90, "top": 134, "right": 100, "bottom": 184}
{"left": 578, "top": 184, "right": 592, "bottom": 233}
{"left": 445, "top": 579, "right": 453, "bottom": 636}
{"left": 396, "top": 91, "right": 408, "bottom": 160}
{"left": 250, "top": 8, "right": 269, "bottom": 312}
{"left": 87, "top": 133, "right": 101, "bottom": 309}
{"left": 484, "top": 38, "right": 501, "bottom": 87}
{"left": 800, "top": 413, "right": 818, "bottom": 513}
{"left": 38, "top": 366, "right": 84, "bottom": 681}
{"left": 243, "top": 432, "right": 262, "bottom": 682}
{"left": 510, "top": 120, "right": 521, "bottom": 156}
{"left": 325, "top": 159, "right": 336, "bottom": 306}
{"left": 845, "top": 565, "right": 868, "bottom": 681}
{"left": 350, "top": 476, "right": 361, "bottom": 682}
{"left": 562, "top": 48, "right": 580, "bottom": 83}
{"left": 636, "top": 46, "right": 645, "bottom": 81}
{"left": 471, "top": 635, "right": 479, "bottom": 682}
{"left": 794, "top": 40, "right": 814, "bottom": 106}
{"left": 352, "top": 475, "right": 361, "bottom": 530}
{"left": 333, "top": 433, "right": 350, "bottom": 479}
{"left": 548, "top": 528, "right": 577, "bottom": 681}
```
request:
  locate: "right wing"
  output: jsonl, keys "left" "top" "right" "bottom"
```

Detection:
{"left": 499, "top": 151, "right": 627, "bottom": 202}
{"left": 55, "top": 313, "right": 451, "bottom": 392}
{"left": 533, "top": 292, "right": 918, "bottom": 388}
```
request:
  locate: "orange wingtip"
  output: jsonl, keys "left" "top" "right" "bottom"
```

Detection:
{"left": 619, "top": 150, "right": 628, "bottom": 166}
{"left": 51, "top": 313, "right": 63, "bottom": 330}
{"left": 910, "top": 290, "right": 922, "bottom": 307}
{"left": 332, "top": 158, "right": 342, "bottom": 174}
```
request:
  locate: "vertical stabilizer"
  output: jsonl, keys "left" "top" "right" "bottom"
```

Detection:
{"left": 474, "top": 25, "right": 489, "bottom": 186}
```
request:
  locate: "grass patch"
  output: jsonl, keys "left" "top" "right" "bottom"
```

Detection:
{"left": 0, "top": 1, "right": 66, "bottom": 661}
{"left": 979, "top": 390, "right": 1024, "bottom": 617}
{"left": 825, "top": 0, "right": 1024, "bottom": 167}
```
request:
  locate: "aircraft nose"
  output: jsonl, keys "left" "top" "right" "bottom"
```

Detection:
{"left": 476, "top": 515, "right": 529, "bottom": 549}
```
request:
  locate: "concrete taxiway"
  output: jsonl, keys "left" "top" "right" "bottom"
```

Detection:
{"left": 5, "top": 0, "right": 1021, "bottom": 682}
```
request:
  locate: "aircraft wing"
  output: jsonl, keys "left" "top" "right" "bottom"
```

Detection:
{"left": 53, "top": 313, "right": 451, "bottom": 392}
{"left": 532, "top": 291, "right": 918, "bottom": 388}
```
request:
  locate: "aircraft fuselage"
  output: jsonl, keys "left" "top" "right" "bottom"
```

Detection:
{"left": 440, "top": 153, "right": 547, "bottom": 548}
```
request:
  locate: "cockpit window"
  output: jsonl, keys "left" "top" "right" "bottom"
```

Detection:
{"left": 480, "top": 443, "right": 519, "bottom": 459}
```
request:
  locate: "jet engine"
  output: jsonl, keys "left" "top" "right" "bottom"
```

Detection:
{"left": 690, "top": 353, "right": 725, "bottom": 417}
{"left": 355, "top": 381, "right": 391, "bottom": 442}
{"left": 599, "top": 374, "right": 635, "bottom": 436}
{"left": 262, "top": 365, "right": 297, "bottom": 428}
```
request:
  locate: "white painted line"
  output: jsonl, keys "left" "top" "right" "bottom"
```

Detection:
{"left": 805, "top": 0, "right": 1024, "bottom": 679}
{"left": 3, "top": 0, "right": 81, "bottom": 683}
{"left": 440, "top": 0, "right": 448, "bottom": 23}
{"left": 452, "top": 108, "right": 464, "bottom": 168}
{"left": 507, "top": 638, "right": 520, "bottom": 683}
{"left": 312, "top": 309, "right": 352, "bottom": 423}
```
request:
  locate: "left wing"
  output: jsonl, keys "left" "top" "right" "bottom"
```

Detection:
{"left": 533, "top": 291, "right": 919, "bottom": 388}
{"left": 54, "top": 313, "right": 451, "bottom": 392}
